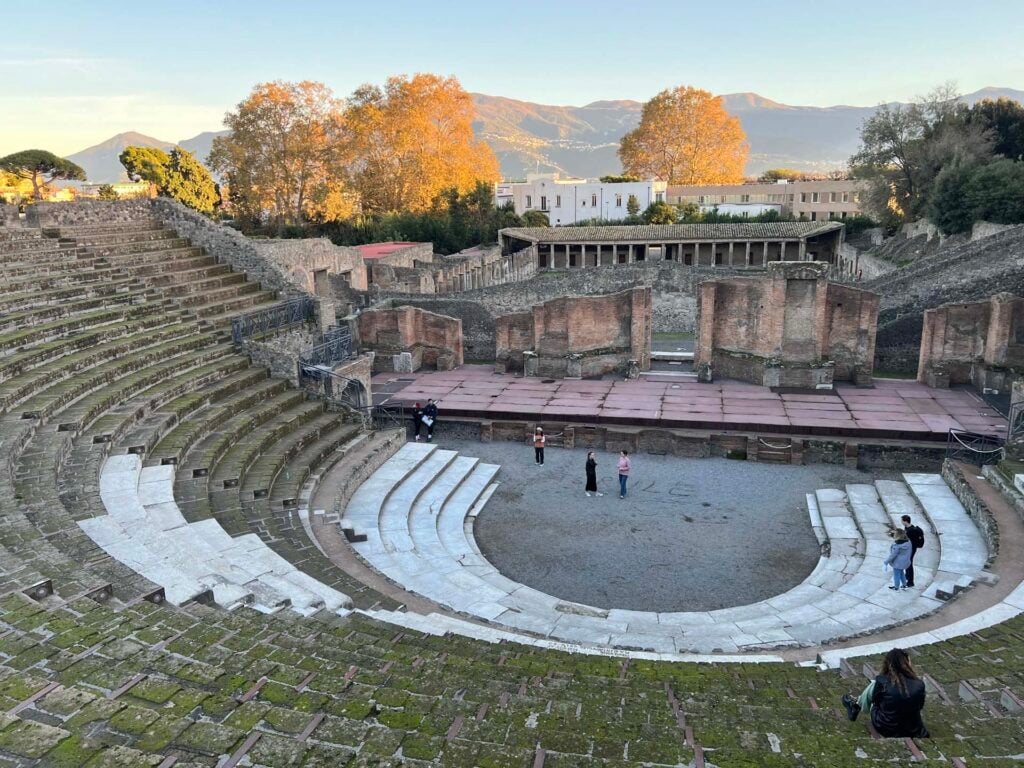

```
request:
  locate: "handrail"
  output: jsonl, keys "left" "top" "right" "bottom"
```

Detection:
{"left": 231, "top": 295, "right": 314, "bottom": 347}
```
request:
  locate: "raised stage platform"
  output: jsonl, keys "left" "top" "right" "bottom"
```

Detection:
{"left": 375, "top": 365, "right": 1008, "bottom": 441}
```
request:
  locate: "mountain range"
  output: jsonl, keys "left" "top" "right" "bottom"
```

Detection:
{"left": 66, "top": 87, "right": 1024, "bottom": 183}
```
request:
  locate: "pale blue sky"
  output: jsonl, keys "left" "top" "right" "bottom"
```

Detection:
{"left": 3, "top": 0, "right": 1022, "bottom": 155}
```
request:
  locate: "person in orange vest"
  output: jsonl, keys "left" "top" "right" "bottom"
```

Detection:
{"left": 533, "top": 427, "right": 546, "bottom": 466}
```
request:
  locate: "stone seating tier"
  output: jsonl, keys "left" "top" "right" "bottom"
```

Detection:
{"left": 0, "top": 212, "right": 1023, "bottom": 764}
{"left": 346, "top": 445, "right": 991, "bottom": 655}
{"left": 0, "top": 588, "right": 1022, "bottom": 765}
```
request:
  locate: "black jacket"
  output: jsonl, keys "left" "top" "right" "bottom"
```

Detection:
{"left": 904, "top": 524, "right": 925, "bottom": 551}
{"left": 870, "top": 674, "right": 928, "bottom": 738}
{"left": 424, "top": 403, "right": 438, "bottom": 420}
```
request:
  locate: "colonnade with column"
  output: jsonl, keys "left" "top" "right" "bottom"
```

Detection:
{"left": 535, "top": 238, "right": 816, "bottom": 269}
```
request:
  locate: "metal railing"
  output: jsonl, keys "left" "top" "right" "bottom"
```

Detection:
{"left": 1008, "top": 400, "right": 1024, "bottom": 444}
{"left": 231, "top": 295, "right": 315, "bottom": 346}
{"left": 299, "top": 325, "right": 355, "bottom": 369}
{"left": 945, "top": 429, "right": 1005, "bottom": 467}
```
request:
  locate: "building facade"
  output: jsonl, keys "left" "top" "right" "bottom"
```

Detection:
{"left": 667, "top": 179, "right": 866, "bottom": 221}
{"left": 499, "top": 221, "right": 847, "bottom": 271}
{"left": 495, "top": 174, "right": 667, "bottom": 225}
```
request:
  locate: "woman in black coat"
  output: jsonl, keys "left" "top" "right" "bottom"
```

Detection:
{"left": 585, "top": 452, "right": 602, "bottom": 497}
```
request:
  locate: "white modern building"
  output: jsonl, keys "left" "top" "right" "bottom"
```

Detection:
{"left": 495, "top": 174, "right": 667, "bottom": 225}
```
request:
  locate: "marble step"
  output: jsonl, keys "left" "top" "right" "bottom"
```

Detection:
{"left": 81, "top": 454, "right": 351, "bottom": 615}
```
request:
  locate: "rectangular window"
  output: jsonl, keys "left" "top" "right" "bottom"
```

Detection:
{"left": 591, "top": 193, "right": 598, "bottom": 207}
{"left": 800, "top": 193, "right": 808, "bottom": 203}
{"left": 830, "top": 192, "right": 838, "bottom": 203}
{"left": 842, "top": 192, "right": 849, "bottom": 203}
{"left": 526, "top": 195, "right": 532, "bottom": 208}
{"left": 540, "top": 196, "right": 547, "bottom": 210}
{"left": 615, "top": 194, "right": 622, "bottom": 207}
{"left": 698, "top": 195, "right": 706, "bottom": 203}
{"left": 741, "top": 194, "right": 750, "bottom": 202}
{"left": 810, "top": 212, "right": 817, "bottom": 221}
{"left": 556, "top": 195, "right": 561, "bottom": 208}
{"left": 656, "top": 191, "right": 665, "bottom": 202}
{"left": 811, "top": 192, "right": 819, "bottom": 203}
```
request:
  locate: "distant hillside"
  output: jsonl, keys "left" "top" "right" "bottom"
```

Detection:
{"left": 66, "top": 131, "right": 174, "bottom": 183}
{"left": 178, "top": 131, "right": 229, "bottom": 166}
{"left": 470, "top": 87, "right": 1024, "bottom": 179}
{"left": 66, "top": 87, "right": 1024, "bottom": 182}
{"left": 65, "top": 130, "right": 228, "bottom": 183}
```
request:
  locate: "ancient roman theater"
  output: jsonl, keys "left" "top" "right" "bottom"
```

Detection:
{"left": 0, "top": 198, "right": 1022, "bottom": 764}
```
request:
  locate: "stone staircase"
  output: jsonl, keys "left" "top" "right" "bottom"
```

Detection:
{"left": 346, "top": 445, "right": 992, "bottom": 654}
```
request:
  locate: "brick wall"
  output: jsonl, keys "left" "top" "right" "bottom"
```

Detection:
{"left": 696, "top": 262, "right": 877, "bottom": 386}
{"left": 0, "top": 205, "right": 20, "bottom": 227}
{"left": 495, "top": 287, "right": 652, "bottom": 377}
{"left": 356, "top": 306, "right": 463, "bottom": 372}
{"left": 376, "top": 261, "right": 742, "bottom": 361}
{"left": 917, "top": 292, "right": 1024, "bottom": 387}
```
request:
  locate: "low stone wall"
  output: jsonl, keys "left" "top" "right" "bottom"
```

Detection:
{"left": 255, "top": 238, "right": 368, "bottom": 293}
{"left": 330, "top": 428, "right": 406, "bottom": 517}
{"left": 243, "top": 326, "right": 319, "bottom": 386}
{"left": 0, "top": 205, "right": 20, "bottom": 227}
{"left": 942, "top": 460, "right": 999, "bottom": 565}
{"left": 151, "top": 199, "right": 302, "bottom": 297}
{"left": 27, "top": 199, "right": 153, "bottom": 227}
{"left": 971, "top": 220, "right": 1017, "bottom": 241}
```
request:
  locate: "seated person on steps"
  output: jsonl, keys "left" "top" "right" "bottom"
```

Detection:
{"left": 842, "top": 648, "right": 929, "bottom": 738}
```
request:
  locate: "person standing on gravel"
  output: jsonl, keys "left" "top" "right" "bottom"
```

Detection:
{"left": 884, "top": 532, "right": 912, "bottom": 591}
{"left": 533, "top": 427, "right": 546, "bottom": 465}
{"left": 585, "top": 452, "right": 602, "bottom": 497}
{"left": 901, "top": 515, "right": 925, "bottom": 588}
{"left": 617, "top": 450, "right": 631, "bottom": 498}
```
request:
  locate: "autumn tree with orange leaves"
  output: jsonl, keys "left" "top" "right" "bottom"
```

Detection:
{"left": 340, "top": 74, "right": 499, "bottom": 214}
{"left": 619, "top": 86, "right": 748, "bottom": 184}
{"left": 210, "top": 81, "right": 347, "bottom": 227}
{"left": 210, "top": 75, "right": 499, "bottom": 227}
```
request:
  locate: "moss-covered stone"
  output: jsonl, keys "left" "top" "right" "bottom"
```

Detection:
{"left": 174, "top": 720, "right": 244, "bottom": 755}
{"left": 0, "top": 718, "right": 70, "bottom": 758}
{"left": 108, "top": 704, "right": 161, "bottom": 735}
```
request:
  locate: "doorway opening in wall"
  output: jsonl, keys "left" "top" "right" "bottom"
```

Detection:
{"left": 313, "top": 269, "right": 330, "bottom": 295}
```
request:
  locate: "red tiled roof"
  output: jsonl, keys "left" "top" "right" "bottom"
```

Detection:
{"left": 355, "top": 242, "right": 423, "bottom": 260}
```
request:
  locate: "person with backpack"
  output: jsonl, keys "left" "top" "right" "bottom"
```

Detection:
{"left": 533, "top": 427, "right": 546, "bottom": 465}
{"left": 842, "top": 647, "right": 929, "bottom": 738}
{"left": 901, "top": 515, "right": 925, "bottom": 588}
{"left": 884, "top": 531, "right": 913, "bottom": 591}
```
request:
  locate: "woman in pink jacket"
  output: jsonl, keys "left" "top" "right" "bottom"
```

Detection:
{"left": 617, "top": 450, "right": 631, "bottom": 498}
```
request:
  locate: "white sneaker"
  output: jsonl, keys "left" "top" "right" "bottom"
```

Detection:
{"left": 596, "top": 492, "right": 604, "bottom": 497}
{"left": 585, "top": 492, "right": 592, "bottom": 497}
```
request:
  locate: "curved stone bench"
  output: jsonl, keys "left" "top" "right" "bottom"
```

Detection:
{"left": 80, "top": 454, "right": 352, "bottom": 615}
{"left": 347, "top": 445, "right": 994, "bottom": 655}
